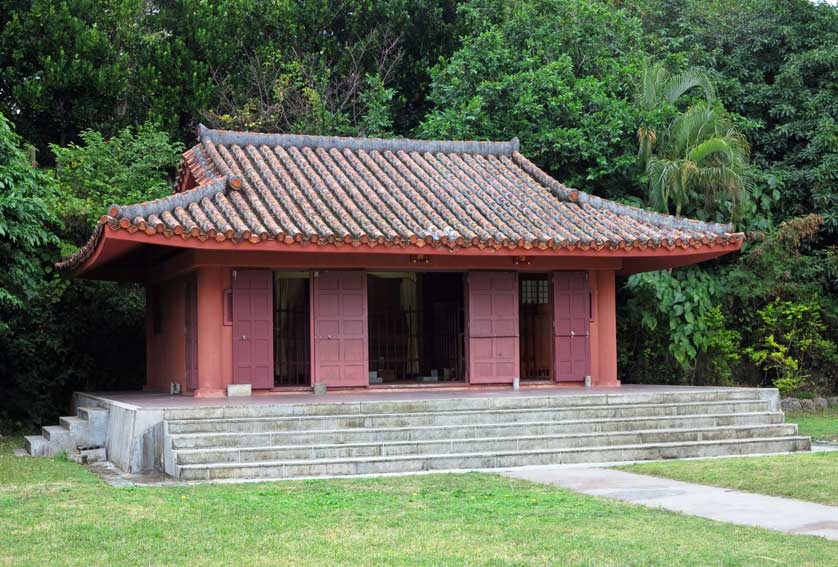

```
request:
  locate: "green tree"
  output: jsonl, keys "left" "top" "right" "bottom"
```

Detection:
{"left": 143, "top": 0, "right": 460, "bottom": 138}
{"left": 625, "top": 268, "right": 724, "bottom": 371}
{"left": 50, "top": 122, "right": 184, "bottom": 232}
{"left": 203, "top": 39, "right": 402, "bottom": 136}
{"left": 635, "top": 60, "right": 716, "bottom": 168}
{"left": 744, "top": 299, "right": 838, "bottom": 395}
{"left": 0, "top": 113, "right": 59, "bottom": 328}
{"left": 725, "top": 214, "right": 838, "bottom": 394}
{"left": 1, "top": 1, "right": 462, "bottom": 149}
{"left": 620, "top": 0, "right": 837, "bottom": 394}
{"left": 419, "top": 0, "right": 647, "bottom": 199}
{"left": 0, "top": 0, "right": 148, "bottom": 152}
{"left": 627, "top": 0, "right": 838, "bottom": 236}
{"left": 0, "top": 116, "right": 151, "bottom": 430}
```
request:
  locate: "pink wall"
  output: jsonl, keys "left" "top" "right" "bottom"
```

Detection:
{"left": 193, "top": 267, "right": 233, "bottom": 397}
{"left": 144, "top": 261, "right": 620, "bottom": 394}
{"left": 145, "top": 278, "right": 186, "bottom": 393}
{"left": 144, "top": 268, "right": 234, "bottom": 396}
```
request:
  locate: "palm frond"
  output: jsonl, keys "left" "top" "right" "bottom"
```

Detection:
{"left": 661, "top": 67, "right": 716, "bottom": 105}
{"left": 695, "top": 166, "right": 743, "bottom": 195}
{"left": 646, "top": 157, "right": 691, "bottom": 215}
{"left": 637, "top": 61, "right": 750, "bottom": 221}
{"left": 688, "top": 137, "right": 734, "bottom": 165}
{"left": 636, "top": 61, "right": 716, "bottom": 112}
{"left": 637, "top": 60, "right": 671, "bottom": 111}
{"left": 671, "top": 102, "right": 729, "bottom": 157}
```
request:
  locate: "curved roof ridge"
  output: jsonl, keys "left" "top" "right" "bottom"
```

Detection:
{"left": 198, "top": 124, "right": 520, "bottom": 156}
{"left": 576, "top": 191, "right": 733, "bottom": 236}
{"left": 113, "top": 177, "right": 231, "bottom": 220}
{"left": 510, "top": 151, "right": 734, "bottom": 236}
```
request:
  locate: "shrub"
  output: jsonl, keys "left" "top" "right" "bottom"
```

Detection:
{"left": 744, "top": 299, "right": 838, "bottom": 396}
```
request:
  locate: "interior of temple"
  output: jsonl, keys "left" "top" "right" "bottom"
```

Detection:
{"left": 519, "top": 273, "right": 553, "bottom": 381}
{"left": 273, "top": 272, "right": 311, "bottom": 387}
{"left": 367, "top": 272, "right": 466, "bottom": 384}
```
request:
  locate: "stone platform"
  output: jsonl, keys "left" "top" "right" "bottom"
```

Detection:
{"left": 29, "top": 385, "right": 809, "bottom": 481}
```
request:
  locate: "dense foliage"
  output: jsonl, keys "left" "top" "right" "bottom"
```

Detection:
{"left": 50, "top": 122, "right": 184, "bottom": 235}
{"left": 1, "top": 0, "right": 836, "bottom": 428}
{"left": 419, "top": 0, "right": 645, "bottom": 199}
{"left": 0, "top": 115, "right": 149, "bottom": 431}
{"left": 0, "top": 114, "right": 58, "bottom": 326}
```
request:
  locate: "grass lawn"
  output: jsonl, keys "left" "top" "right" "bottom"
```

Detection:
{"left": 620, "top": 451, "right": 838, "bottom": 506}
{"left": 1, "top": 437, "right": 837, "bottom": 566}
{"left": 621, "top": 408, "right": 838, "bottom": 506}
{"left": 788, "top": 406, "right": 838, "bottom": 443}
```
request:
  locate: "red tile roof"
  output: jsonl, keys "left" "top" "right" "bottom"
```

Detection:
{"left": 58, "top": 125, "right": 744, "bottom": 272}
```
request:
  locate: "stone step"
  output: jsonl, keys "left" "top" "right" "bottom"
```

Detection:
{"left": 175, "top": 436, "right": 811, "bottom": 481}
{"left": 40, "top": 425, "right": 76, "bottom": 453}
{"left": 24, "top": 435, "right": 50, "bottom": 457}
{"left": 77, "top": 405, "right": 107, "bottom": 416}
{"left": 163, "top": 389, "right": 766, "bottom": 421}
{"left": 59, "top": 415, "right": 86, "bottom": 432}
{"left": 25, "top": 406, "right": 111, "bottom": 459}
{"left": 59, "top": 415, "right": 104, "bottom": 447}
{"left": 169, "top": 411, "right": 784, "bottom": 450}
{"left": 75, "top": 406, "right": 108, "bottom": 446}
{"left": 166, "top": 400, "right": 772, "bottom": 434}
{"left": 77, "top": 406, "right": 109, "bottom": 424}
{"left": 175, "top": 424, "right": 798, "bottom": 465}
{"left": 42, "top": 425, "right": 71, "bottom": 441}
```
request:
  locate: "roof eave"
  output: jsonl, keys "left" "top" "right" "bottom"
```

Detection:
{"left": 62, "top": 225, "right": 743, "bottom": 270}
{"left": 56, "top": 222, "right": 147, "bottom": 281}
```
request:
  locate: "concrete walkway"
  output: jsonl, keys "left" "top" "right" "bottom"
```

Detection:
{"left": 501, "top": 466, "right": 838, "bottom": 540}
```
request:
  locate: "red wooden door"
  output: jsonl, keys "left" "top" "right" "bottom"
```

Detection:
{"left": 184, "top": 274, "right": 199, "bottom": 390}
{"left": 312, "top": 271, "right": 368, "bottom": 387}
{"left": 553, "top": 271, "right": 590, "bottom": 382}
{"left": 232, "top": 269, "right": 274, "bottom": 388}
{"left": 467, "top": 271, "right": 519, "bottom": 384}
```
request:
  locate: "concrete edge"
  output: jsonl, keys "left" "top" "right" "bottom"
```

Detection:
{"left": 89, "top": 446, "right": 814, "bottom": 488}
{"left": 77, "top": 387, "right": 774, "bottom": 417}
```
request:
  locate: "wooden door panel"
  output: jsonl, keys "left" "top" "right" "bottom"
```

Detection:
{"left": 233, "top": 269, "right": 274, "bottom": 388}
{"left": 553, "top": 272, "right": 590, "bottom": 382}
{"left": 313, "top": 271, "right": 369, "bottom": 388}
{"left": 467, "top": 272, "right": 519, "bottom": 383}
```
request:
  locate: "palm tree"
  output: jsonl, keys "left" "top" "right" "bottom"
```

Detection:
{"left": 636, "top": 60, "right": 716, "bottom": 169}
{"left": 645, "top": 101, "right": 751, "bottom": 218}
{"left": 636, "top": 61, "right": 750, "bottom": 220}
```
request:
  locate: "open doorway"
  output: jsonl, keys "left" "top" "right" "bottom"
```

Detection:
{"left": 519, "top": 273, "right": 553, "bottom": 381}
{"left": 368, "top": 272, "right": 465, "bottom": 384}
{"left": 273, "top": 272, "right": 310, "bottom": 386}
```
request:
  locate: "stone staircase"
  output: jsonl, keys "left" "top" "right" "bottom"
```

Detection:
{"left": 164, "top": 389, "right": 810, "bottom": 482}
{"left": 25, "top": 406, "right": 109, "bottom": 458}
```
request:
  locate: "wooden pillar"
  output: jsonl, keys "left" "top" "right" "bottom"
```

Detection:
{"left": 594, "top": 270, "right": 620, "bottom": 387}
{"left": 193, "top": 266, "right": 232, "bottom": 397}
